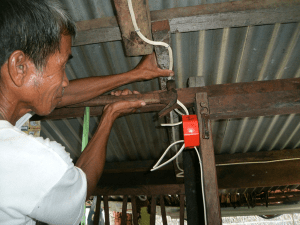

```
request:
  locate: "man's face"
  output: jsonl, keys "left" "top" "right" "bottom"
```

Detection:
{"left": 28, "top": 35, "right": 71, "bottom": 115}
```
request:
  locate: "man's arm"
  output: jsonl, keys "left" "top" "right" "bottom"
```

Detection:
{"left": 75, "top": 97, "right": 144, "bottom": 200}
{"left": 58, "top": 53, "right": 173, "bottom": 107}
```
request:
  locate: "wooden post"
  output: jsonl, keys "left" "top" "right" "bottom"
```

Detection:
{"left": 104, "top": 195, "right": 110, "bottom": 225}
{"left": 131, "top": 196, "right": 139, "bottom": 225}
{"left": 196, "top": 92, "right": 221, "bottom": 224}
{"left": 160, "top": 195, "right": 167, "bottom": 225}
{"left": 94, "top": 196, "right": 102, "bottom": 225}
{"left": 152, "top": 20, "right": 182, "bottom": 181}
{"left": 179, "top": 195, "right": 185, "bottom": 225}
{"left": 150, "top": 195, "right": 157, "bottom": 225}
{"left": 121, "top": 195, "right": 128, "bottom": 225}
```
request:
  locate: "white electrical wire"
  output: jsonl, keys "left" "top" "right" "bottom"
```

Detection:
{"left": 151, "top": 141, "right": 185, "bottom": 171}
{"left": 194, "top": 147, "right": 207, "bottom": 225}
{"left": 127, "top": 0, "right": 173, "bottom": 71}
{"left": 174, "top": 108, "right": 185, "bottom": 116}
{"left": 175, "top": 155, "right": 184, "bottom": 178}
{"left": 216, "top": 157, "right": 300, "bottom": 166}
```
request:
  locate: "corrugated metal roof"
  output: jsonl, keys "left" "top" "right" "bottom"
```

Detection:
{"left": 40, "top": 0, "right": 300, "bottom": 178}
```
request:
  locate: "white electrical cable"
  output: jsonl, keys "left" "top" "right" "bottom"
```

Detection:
{"left": 161, "top": 121, "right": 182, "bottom": 127}
{"left": 127, "top": 0, "right": 173, "bottom": 71}
{"left": 175, "top": 156, "right": 184, "bottom": 178}
{"left": 174, "top": 108, "right": 185, "bottom": 116}
{"left": 176, "top": 100, "right": 189, "bottom": 115}
{"left": 151, "top": 141, "right": 185, "bottom": 171}
{"left": 194, "top": 147, "right": 207, "bottom": 225}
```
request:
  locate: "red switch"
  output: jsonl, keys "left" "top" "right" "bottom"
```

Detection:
{"left": 182, "top": 115, "right": 200, "bottom": 148}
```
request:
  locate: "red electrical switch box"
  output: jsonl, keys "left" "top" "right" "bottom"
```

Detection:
{"left": 182, "top": 115, "right": 200, "bottom": 148}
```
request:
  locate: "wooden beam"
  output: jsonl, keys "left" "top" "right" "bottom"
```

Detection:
{"left": 94, "top": 184, "right": 185, "bottom": 196}
{"left": 32, "top": 77, "right": 300, "bottom": 121}
{"left": 217, "top": 151, "right": 300, "bottom": 190}
{"left": 98, "top": 170, "right": 178, "bottom": 187}
{"left": 73, "top": 0, "right": 300, "bottom": 46}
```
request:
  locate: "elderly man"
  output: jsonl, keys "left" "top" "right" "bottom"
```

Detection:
{"left": 0, "top": 0, "right": 173, "bottom": 224}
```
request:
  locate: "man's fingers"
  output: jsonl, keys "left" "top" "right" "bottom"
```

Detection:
{"left": 121, "top": 89, "right": 132, "bottom": 95}
{"left": 111, "top": 89, "right": 139, "bottom": 96}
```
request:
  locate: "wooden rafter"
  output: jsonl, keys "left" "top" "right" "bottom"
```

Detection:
{"left": 73, "top": 0, "right": 300, "bottom": 46}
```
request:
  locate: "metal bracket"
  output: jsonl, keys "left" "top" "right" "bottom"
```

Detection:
{"left": 200, "top": 101, "right": 210, "bottom": 139}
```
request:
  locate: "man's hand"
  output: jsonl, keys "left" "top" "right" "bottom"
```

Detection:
{"left": 104, "top": 89, "right": 145, "bottom": 120}
{"left": 134, "top": 52, "right": 174, "bottom": 80}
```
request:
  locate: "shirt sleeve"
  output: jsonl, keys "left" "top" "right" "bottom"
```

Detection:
{"left": 29, "top": 166, "right": 87, "bottom": 225}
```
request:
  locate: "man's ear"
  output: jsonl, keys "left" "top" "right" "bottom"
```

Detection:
{"left": 7, "top": 50, "right": 28, "bottom": 87}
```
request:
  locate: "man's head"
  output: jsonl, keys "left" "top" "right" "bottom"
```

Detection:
{"left": 0, "top": 0, "right": 76, "bottom": 70}
{"left": 0, "top": 0, "right": 76, "bottom": 119}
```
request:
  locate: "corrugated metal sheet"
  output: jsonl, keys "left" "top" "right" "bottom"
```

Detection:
{"left": 40, "top": 0, "right": 300, "bottom": 178}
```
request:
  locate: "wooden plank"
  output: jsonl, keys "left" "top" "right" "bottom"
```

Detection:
{"left": 180, "top": 195, "right": 185, "bottom": 225}
{"left": 32, "top": 77, "right": 300, "bottom": 121}
{"left": 113, "top": 0, "right": 153, "bottom": 56}
{"left": 131, "top": 196, "right": 139, "bottom": 225}
{"left": 94, "top": 196, "right": 101, "bottom": 225}
{"left": 160, "top": 195, "right": 167, "bottom": 225}
{"left": 72, "top": 0, "right": 300, "bottom": 46}
{"left": 196, "top": 92, "right": 222, "bottom": 225}
{"left": 94, "top": 184, "right": 185, "bottom": 196}
{"left": 104, "top": 195, "right": 110, "bottom": 225}
{"left": 150, "top": 196, "right": 156, "bottom": 225}
{"left": 121, "top": 195, "right": 128, "bottom": 225}
{"left": 217, "top": 159, "right": 300, "bottom": 190}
